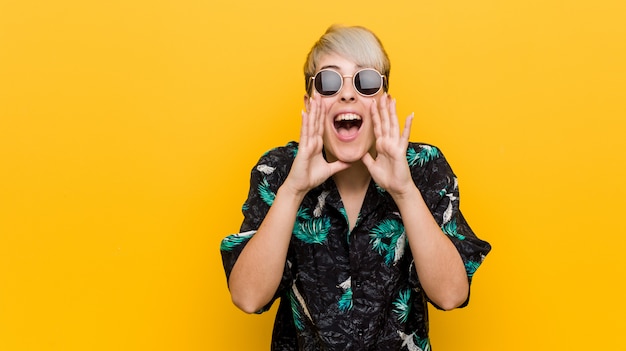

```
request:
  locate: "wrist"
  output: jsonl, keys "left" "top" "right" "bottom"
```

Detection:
{"left": 389, "top": 184, "right": 421, "bottom": 204}
{"left": 278, "top": 180, "right": 309, "bottom": 202}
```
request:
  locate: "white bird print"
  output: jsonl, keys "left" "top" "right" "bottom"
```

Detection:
{"left": 256, "top": 164, "right": 275, "bottom": 175}
{"left": 393, "top": 231, "right": 407, "bottom": 265}
{"left": 291, "top": 283, "right": 313, "bottom": 323}
{"left": 397, "top": 331, "right": 426, "bottom": 351}
{"left": 337, "top": 277, "right": 351, "bottom": 290}
{"left": 442, "top": 185, "right": 458, "bottom": 225}
{"left": 313, "top": 191, "right": 330, "bottom": 217}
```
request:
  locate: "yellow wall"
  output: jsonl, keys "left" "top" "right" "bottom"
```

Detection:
{"left": 1, "top": 0, "right": 625, "bottom": 350}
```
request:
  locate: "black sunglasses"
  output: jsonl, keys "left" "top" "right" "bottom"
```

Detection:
{"left": 308, "top": 68, "right": 387, "bottom": 97}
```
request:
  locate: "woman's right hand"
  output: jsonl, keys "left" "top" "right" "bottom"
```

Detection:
{"left": 283, "top": 94, "right": 350, "bottom": 195}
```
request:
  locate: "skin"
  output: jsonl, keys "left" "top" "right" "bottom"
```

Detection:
{"left": 228, "top": 53, "right": 469, "bottom": 314}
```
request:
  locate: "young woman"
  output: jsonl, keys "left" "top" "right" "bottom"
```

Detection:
{"left": 221, "top": 25, "right": 491, "bottom": 350}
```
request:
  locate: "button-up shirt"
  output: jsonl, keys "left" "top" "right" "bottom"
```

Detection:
{"left": 221, "top": 141, "right": 491, "bottom": 351}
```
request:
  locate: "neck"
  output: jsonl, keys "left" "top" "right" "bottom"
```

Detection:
{"left": 332, "top": 161, "right": 370, "bottom": 231}
{"left": 333, "top": 161, "right": 371, "bottom": 191}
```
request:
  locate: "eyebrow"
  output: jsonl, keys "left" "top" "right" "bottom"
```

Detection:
{"left": 319, "top": 64, "right": 365, "bottom": 71}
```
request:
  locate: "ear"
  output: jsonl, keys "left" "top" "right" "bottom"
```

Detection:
{"left": 303, "top": 94, "right": 310, "bottom": 112}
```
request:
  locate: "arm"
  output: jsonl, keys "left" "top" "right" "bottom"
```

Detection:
{"left": 228, "top": 183, "right": 305, "bottom": 314}
{"left": 228, "top": 95, "right": 350, "bottom": 313}
{"left": 362, "top": 95, "right": 468, "bottom": 310}
{"left": 390, "top": 187, "right": 469, "bottom": 310}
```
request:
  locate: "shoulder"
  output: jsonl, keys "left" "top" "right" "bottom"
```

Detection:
{"left": 406, "top": 142, "right": 445, "bottom": 168}
{"left": 406, "top": 142, "right": 457, "bottom": 185}
{"left": 249, "top": 141, "right": 299, "bottom": 182}
{"left": 257, "top": 141, "right": 298, "bottom": 166}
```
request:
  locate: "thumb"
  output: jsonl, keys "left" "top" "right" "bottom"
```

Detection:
{"left": 328, "top": 160, "right": 351, "bottom": 175}
{"left": 361, "top": 152, "right": 375, "bottom": 170}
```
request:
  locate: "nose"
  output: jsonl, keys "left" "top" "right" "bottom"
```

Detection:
{"left": 339, "top": 76, "right": 357, "bottom": 102}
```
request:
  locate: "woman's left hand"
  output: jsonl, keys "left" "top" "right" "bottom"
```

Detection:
{"left": 361, "top": 94, "right": 415, "bottom": 197}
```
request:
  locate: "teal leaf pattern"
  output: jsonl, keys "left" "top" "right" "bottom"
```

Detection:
{"left": 465, "top": 260, "right": 480, "bottom": 278}
{"left": 407, "top": 145, "right": 441, "bottom": 167}
{"left": 338, "top": 288, "right": 353, "bottom": 312}
{"left": 339, "top": 207, "right": 351, "bottom": 243}
{"left": 297, "top": 207, "right": 311, "bottom": 220}
{"left": 294, "top": 217, "right": 330, "bottom": 244}
{"left": 287, "top": 289, "right": 305, "bottom": 331}
{"left": 220, "top": 231, "right": 255, "bottom": 252}
{"left": 441, "top": 218, "right": 465, "bottom": 240}
{"left": 369, "top": 219, "right": 406, "bottom": 265}
{"left": 339, "top": 207, "right": 348, "bottom": 223}
{"left": 258, "top": 178, "right": 275, "bottom": 206}
{"left": 393, "top": 289, "right": 411, "bottom": 323}
{"left": 337, "top": 277, "right": 353, "bottom": 312}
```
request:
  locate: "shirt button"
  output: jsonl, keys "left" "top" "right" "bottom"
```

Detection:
{"left": 357, "top": 329, "right": 364, "bottom": 337}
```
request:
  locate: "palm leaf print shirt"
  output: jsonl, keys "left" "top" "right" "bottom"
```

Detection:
{"left": 221, "top": 141, "right": 491, "bottom": 351}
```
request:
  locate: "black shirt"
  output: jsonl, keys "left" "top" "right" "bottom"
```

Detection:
{"left": 221, "top": 141, "right": 491, "bottom": 350}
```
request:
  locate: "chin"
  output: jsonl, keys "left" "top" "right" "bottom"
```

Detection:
{"left": 329, "top": 146, "right": 371, "bottom": 164}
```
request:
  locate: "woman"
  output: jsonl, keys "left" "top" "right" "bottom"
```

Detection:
{"left": 221, "top": 25, "right": 491, "bottom": 350}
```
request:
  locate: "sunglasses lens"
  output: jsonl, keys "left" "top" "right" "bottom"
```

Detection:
{"left": 314, "top": 70, "right": 342, "bottom": 96}
{"left": 354, "top": 70, "right": 382, "bottom": 96}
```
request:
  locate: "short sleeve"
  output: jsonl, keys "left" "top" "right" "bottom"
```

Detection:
{"left": 219, "top": 143, "right": 299, "bottom": 313}
{"left": 406, "top": 143, "right": 492, "bottom": 308}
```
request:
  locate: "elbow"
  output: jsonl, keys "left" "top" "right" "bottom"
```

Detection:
{"left": 230, "top": 290, "right": 267, "bottom": 314}
{"left": 228, "top": 273, "right": 276, "bottom": 314}
{"left": 231, "top": 295, "right": 261, "bottom": 314}
{"left": 436, "top": 294, "right": 467, "bottom": 311}
{"left": 431, "top": 285, "right": 469, "bottom": 311}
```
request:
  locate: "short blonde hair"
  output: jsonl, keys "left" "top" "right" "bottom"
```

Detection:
{"left": 304, "top": 25, "right": 390, "bottom": 95}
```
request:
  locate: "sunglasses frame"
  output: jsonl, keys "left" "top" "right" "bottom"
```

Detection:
{"left": 307, "top": 68, "right": 387, "bottom": 97}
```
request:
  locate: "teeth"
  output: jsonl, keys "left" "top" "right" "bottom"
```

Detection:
{"left": 335, "top": 113, "right": 361, "bottom": 122}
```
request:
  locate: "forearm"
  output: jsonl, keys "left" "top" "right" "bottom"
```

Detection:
{"left": 228, "top": 184, "right": 305, "bottom": 313}
{"left": 392, "top": 187, "right": 468, "bottom": 310}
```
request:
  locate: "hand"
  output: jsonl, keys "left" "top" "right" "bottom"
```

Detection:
{"left": 283, "top": 94, "right": 350, "bottom": 195}
{"left": 361, "top": 94, "right": 415, "bottom": 197}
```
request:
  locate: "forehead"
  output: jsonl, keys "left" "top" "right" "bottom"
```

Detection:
{"left": 317, "top": 53, "right": 363, "bottom": 74}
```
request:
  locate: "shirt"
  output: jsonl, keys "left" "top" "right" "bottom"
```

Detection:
{"left": 221, "top": 141, "right": 491, "bottom": 351}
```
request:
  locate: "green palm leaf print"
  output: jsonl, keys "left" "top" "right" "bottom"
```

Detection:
{"left": 293, "top": 217, "right": 330, "bottom": 244}
{"left": 369, "top": 219, "right": 406, "bottom": 265}
{"left": 393, "top": 289, "right": 411, "bottom": 323}
{"left": 220, "top": 231, "right": 255, "bottom": 251}
{"left": 258, "top": 178, "right": 275, "bottom": 206}
{"left": 407, "top": 145, "right": 441, "bottom": 167}
{"left": 441, "top": 219, "right": 465, "bottom": 240}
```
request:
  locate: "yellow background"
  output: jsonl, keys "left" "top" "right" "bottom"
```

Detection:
{"left": 1, "top": 0, "right": 625, "bottom": 350}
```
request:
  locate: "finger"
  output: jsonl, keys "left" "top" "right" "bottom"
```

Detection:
{"left": 379, "top": 93, "right": 391, "bottom": 137}
{"left": 328, "top": 160, "right": 351, "bottom": 176}
{"left": 361, "top": 152, "right": 375, "bottom": 170}
{"left": 314, "top": 94, "right": 325, "bottom": 138}
{"left": 402, "top": 112, "right": 414, "bottom": 142}
{"left": 389, "top": 98, "right": 400, "bottom": 139}
{"left": 300, "top": 110, "right": 309, "bottom": 147}
{"left": 370, "top": 98, "right": 383, "bottom": 139}
{"left": 308, "top": 95, "right": 316, "bottom": 140}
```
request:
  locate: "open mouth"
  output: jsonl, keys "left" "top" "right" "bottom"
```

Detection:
{"left": 334, "top": 113, "right": 363, "bottom": 139}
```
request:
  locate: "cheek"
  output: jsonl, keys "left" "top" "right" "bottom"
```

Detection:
{"left": 320, "top": 99, "right": 335, "bottom": 113}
